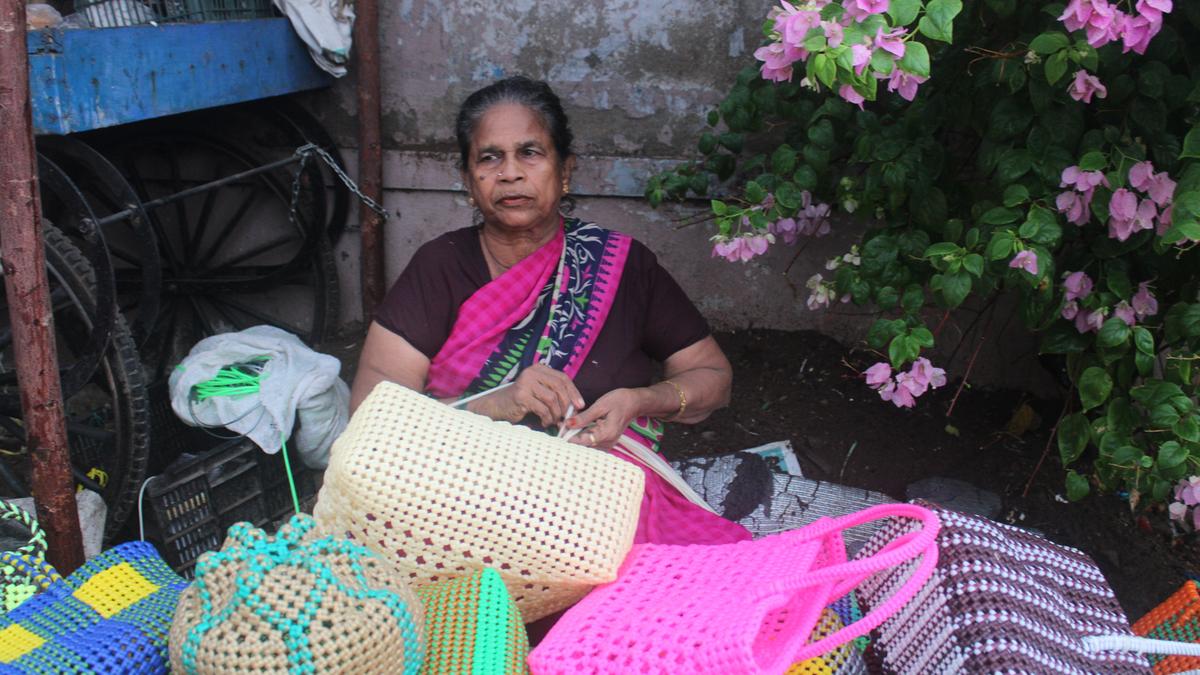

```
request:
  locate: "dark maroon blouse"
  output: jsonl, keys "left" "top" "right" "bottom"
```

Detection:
{"left": 374, "top": 225, "right": 710, "bottom": 405}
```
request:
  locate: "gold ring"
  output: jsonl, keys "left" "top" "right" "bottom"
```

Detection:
{"left": 587, "top": 431, "right": 597, "bottom": 445}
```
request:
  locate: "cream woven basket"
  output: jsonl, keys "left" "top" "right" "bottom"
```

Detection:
{"left": 313, "top": 381, "right": 645, "bottom": 622}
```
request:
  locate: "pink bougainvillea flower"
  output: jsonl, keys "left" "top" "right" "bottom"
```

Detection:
{"left": 879, "top": 379, "right": 916, "bottom": 408}
{"left": 754, "top": 42, "right": 805, "bottom": 82}
{"left": 863, "top": 362, "right": 892, "bottom": 388}
{"left": 1129, "top": 161, "right": 1155, "bottom": 192}
{"left": 711, "top": 238, "right": 743, "bottom": 262}
{"left": 1079, "top": 0, "right": 1119, "bottom": 47}
{"left": 1107, "top": 189, "right": 1154, "bottom": 241}
{"left": 1068, "top": 70, "right": 1108, "bottom": 103}
{"left": 885, "top": 69, "right": 929, "bottom": 101}
{"left": 805, "top": 273, "right": 835, "bottom": 310}
{"left": 770, "top": 217, "right": 799, "bottom": 245}
{"left": 1109, "top": 188, "right": 1137, "bottom": 221}
{"left": 1113, "top": 301, "right": 1136, "bottom": 326}
{"left": 1146, "top": 173, "right": 1177, "bottom": 208}
{"left": 1132, "top": 281, "right": 1158, "bottom": 319}
{"left": 851, "top": 43, "right": 873, "bottom": 75}
{"left": 1055, "top": 190, "right": 1091, "bottom": 225}
{"left": 839, "top": 84, "right": 866, "bottom": 109}
{"left": 844, "top": 0, "right": 889, "bottom": 22}
{"left": 1158, "top": 203, "right": 1174, "bottom": 236}
{"left": 798, "top": 192, "right": 833, "bottom": 236}
{"left": 904, "top": 357, "right": 947, "bottom": 396}
{"left": 745, "top": 234, "right": 771, "bottom": 257}
{"left": 1118, "top": 12, "right": 1159, "bottom": 53}
{"left": 779, "top": 8, "right": 822, "bottom": 48}
{"left": 1009, "top": 250, "right": 1039, "bottom": 275}
{"left": 873, "top": 27, "right": 907, "bottom": 59}
{"left": 1063, "top": 271, "right": 1094, "bottom": 301}
{"left": 1060, "top": 165, "right": 1108, "bottom": 191}
{"left": 1135, "top": 0, "right": 1172, "bottom": 22}
{"left": 1059, "top": 0, "right": 1101, "bottom": 31}
{"left": 822, "top": 20, "right": 844, "bottom": 48}
{"left": 1169, "top": 501, "right": 1187, "bottom": 522}
{"left": 1062, "top": 300, "right": 1080, "bottom": 320}
{"left": 1074, "top": 308, "right": 1105, "bottom": 333}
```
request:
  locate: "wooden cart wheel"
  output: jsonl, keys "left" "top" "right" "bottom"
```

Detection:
{"left": 99, "top": 133, "right": 340, "bottom": 381}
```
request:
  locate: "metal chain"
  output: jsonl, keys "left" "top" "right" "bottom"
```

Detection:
{"left": 293, "top": 143, "right": 389, "bottom": 221}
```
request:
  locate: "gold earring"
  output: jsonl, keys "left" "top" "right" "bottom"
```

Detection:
{"left": 562, "top": 180, "right": 570, "bottom": 195}
{"left": 467, "top": 195, "right": 476, "bottom": 207}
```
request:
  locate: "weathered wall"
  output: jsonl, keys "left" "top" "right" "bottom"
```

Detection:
{"left": 307, "top": 0, "right": 1058, "bottom": 395}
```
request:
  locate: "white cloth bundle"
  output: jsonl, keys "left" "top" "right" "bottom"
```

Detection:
{"left": 169, "top": 325, "right": 348, "bottom": 469}
{"left": 273, "top": 0, "right": 355, "bottom": 77}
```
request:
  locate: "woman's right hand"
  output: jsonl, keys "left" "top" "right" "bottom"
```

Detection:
{"left": 468, "top": 364, "right": 585, "bottom": 426}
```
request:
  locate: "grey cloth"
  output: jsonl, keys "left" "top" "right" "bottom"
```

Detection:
{"left": 672, "top": 453, "right": 896, "bottom": 555}
{"left": 169, "top": 325, "right": 348, "bottom": 469}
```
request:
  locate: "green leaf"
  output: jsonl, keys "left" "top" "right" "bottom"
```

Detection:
{"left": 1165, "top": 303, "right": 1200, "bottom": 343}
{"left": 1133, "top": 326, "right": 1154, "bottom": 355}
{"left": 911, "top": 325, "right": 935, "bottom": 347}
{"left": 1045, "top": 51, "right": 1069, "bottom": 85}
{"left": 711, "top": 200, "right": 728, "bottom": 215}
{"left": 1057, "top": 412, "right": 1091, "bottom": 466}
{"left": 888, "top": 0, "right": 922, "bottom": 26}
{"left": 941, "top": 270, "right": 972, "bottom": 308}
{"left": 718, "top": 133, "right": 744, "bottom": 154}
{"left": 1003, "top": 184, "right": 1030, "bottom": 207}
{"left": 1078, "top": 151, "right": 1108, "bottom": 172}
{"left": 698, "top": 133, "right": 717, "bottom": 155}
{"left": 963, "top": 253, "right": 985, "bottom": 277}
{"left": 810, "top": 53, "right": 837, "bottom": 89}
{"left": 996, "top": 149, "right": 1033, "bottom": 183}
{"left": 771, "top": 145, "right": 797, "bottom": 177}
{"left": 867, "top": 318, "right": 906, "bottom": 349}
{"left": 1150, "top": 403, "right": 1181, "bottom": 428}
{"left": 1079, "top": 366, "right": 1113, "bottom": 411}
{"left": 1175, "top": 415, "right": 1200, "bottom": 443}
{"left": 1107, "top": 397, "right": 1138, "bottom": 435}
{"left": 706, "top": 110, "right": 719, "bottom": 127}
{"left": 744, "top": 180, "right": 766, "bottom": 204}
{"left": 1066, "top": 471, "right": 1090, "bottom": 501}
{"left": 924, "top": 242, "right": 961, "bottom": 258}
{"left": 807, "top": 119, "right": 836, "bottom": 149}
{"left": 888, "top": 333, "right": 920, "bottom": 367}
{"left": 1097, "top": 317, "right": 1131, "bottom": 349}
{"left": 918, "top": 0, "right": 961, "bottom": 42}
{"left": 876, "top": 286, "right": 900, "bottom": 311}
{"left": 982, "top": 207, "right": 1021, "bottom": 225}
{"left": 986, "top": 232, "right": 1015, "bottom": 260}
{"left": 1182, "top": 126, "right": 1200, "bottom": 160}
{"left": 1029, "top": 31, "right": 1070, "bottom": 55}
{"left": 1158, "top": 441, "right": 1188, "bottom": 470}
{"left": 898, "top": 41, "right": 930, "bottom": 78}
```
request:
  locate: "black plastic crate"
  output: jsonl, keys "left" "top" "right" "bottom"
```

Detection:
{"left": 144, "top": 434, "right": 315, "bottom": 577}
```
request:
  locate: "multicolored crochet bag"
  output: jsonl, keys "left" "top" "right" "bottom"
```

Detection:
{"left": 528, "top": 503, "right": 939, "bottom": 674}
{"left": 415, "top": 568, "right": 530, "bottom": 674}
{"left": 1128, "top": 581, "right": 1200, "bottom": 674}
{"left": 854, "top": 503, "right": 1152, "bottom": 674}
{"left": 0, "top": 541, "right": 186, "bottom": 674}
{"left": 0, "top": 501, "right": 60, "bottom": 613}
{"left": 169, "top": 514, "right": 425, "bottom": 674}
{"left": 784, "top": 607, "right": 868, "bottom": 675}
{"left": 314, "top": 381, "right": 645, "bottom": 623}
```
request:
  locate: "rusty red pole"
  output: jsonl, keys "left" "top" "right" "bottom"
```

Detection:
{"left": 353, "top": 0, "right": 385, "bottom": 317}
{"left": 0, "top": 0, "right": 86, "bottom": 573}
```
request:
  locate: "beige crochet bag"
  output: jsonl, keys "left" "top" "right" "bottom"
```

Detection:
{"left": 313, "top": 381, "right": 644, "bottom": 622}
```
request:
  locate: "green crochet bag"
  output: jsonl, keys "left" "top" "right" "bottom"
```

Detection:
{"left": 415, "top": 568, "right": 530, "bottom": 675}
{"left": 0, "top": 501, "right": 61, "bottom": 612}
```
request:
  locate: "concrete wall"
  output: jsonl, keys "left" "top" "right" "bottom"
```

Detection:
{"left": 304, "top": 0, "right": 1057, "bottom": 395}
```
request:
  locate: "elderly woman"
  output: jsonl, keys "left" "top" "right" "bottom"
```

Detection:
{"left": 350, "top": 76, "right": 749, "bottom": 547}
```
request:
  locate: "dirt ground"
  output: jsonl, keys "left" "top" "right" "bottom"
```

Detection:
{"left": 660, "top": 329, "right": 1198, "bottom": 621}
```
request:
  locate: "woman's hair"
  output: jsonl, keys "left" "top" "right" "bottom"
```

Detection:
{"left": 455, "top": 76, "right": 574, "bottom": 171}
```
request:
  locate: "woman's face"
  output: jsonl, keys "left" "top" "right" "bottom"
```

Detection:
{"left": 464, "top": 103, "right": 573, "bottom": 235}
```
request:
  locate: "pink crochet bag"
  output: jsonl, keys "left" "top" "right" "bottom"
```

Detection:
{"left": 528, "top": 503, "right": 939, "bottom": 674}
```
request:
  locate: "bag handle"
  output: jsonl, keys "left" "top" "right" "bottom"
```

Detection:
{"left": 753, "top": 503, "right": 940, "bottom": 667}
{"left": 1083, "top": 634, "right": 1200, "bottom": 658}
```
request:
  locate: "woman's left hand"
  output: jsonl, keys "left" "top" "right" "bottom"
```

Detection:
{"left": 565, "top": 388, "right": 641, "bottom": 449}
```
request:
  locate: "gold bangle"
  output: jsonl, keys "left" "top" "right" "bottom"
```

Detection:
{"left": 662, "top": 379, "right": 687, "bottom": 421}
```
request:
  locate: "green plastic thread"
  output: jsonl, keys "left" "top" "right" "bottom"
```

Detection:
{"left": 191, "top": 358, "right": 301, "bottom": 516}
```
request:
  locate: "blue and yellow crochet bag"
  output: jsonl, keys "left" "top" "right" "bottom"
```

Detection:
{"left": 0, "top": 541, "right": 186, "bottom": 674}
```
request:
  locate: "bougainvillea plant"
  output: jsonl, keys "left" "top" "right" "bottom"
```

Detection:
{"left": 649, "top": 0, "right": 1200, "bottom": 510}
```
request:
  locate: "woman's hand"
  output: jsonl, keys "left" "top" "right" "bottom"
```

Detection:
{"left": 469, "top": 364, "right": 585, "bottom": 426}
{"left": 566, "top": 388, "right": 642, "bottom": 449}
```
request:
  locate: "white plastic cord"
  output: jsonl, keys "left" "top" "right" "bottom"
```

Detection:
{"left": 1082, "top": 634, "right": 1200, "bottom": 657}
{"left": 137, "top": 474, "right": 163, "bottom": 541}
{"left": 449, "top": 381, "right": 515, "bottom": 410}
